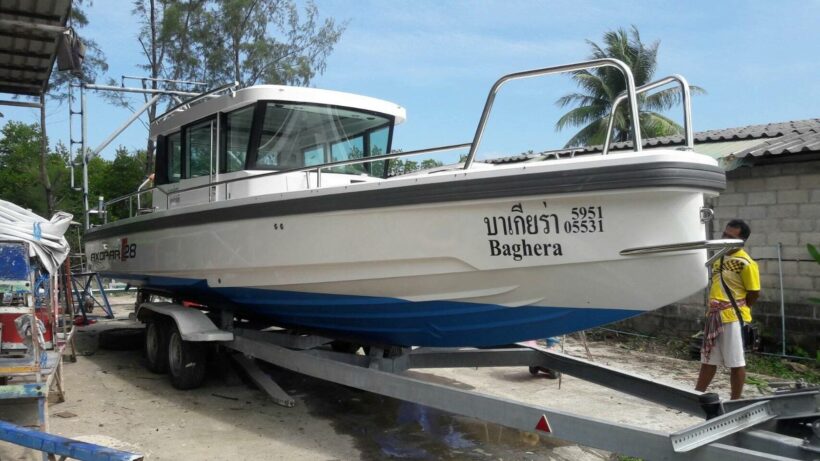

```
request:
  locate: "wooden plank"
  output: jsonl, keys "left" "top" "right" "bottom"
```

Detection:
{"left": 0, "top": 419, "right": 143, "bottom": 461}
{"left": 0, "top": 383, "right": 44, "bottom": 399}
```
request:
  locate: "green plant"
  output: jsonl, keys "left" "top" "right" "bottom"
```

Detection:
{"left": 789, "top": 345, "right": 810, "bottom": 359}
{"left": 746, "top": 355, "right": 820, "bottom": 384}
{"left": 745, "top": 375, "right": 770, "bottom": 393}
{"left": 809, "top": 244, "right": 820, "bottom": 304}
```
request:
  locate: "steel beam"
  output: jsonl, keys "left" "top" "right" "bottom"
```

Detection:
{"left": 723, "top": 391, "right": 820, "bottom": 420}
{"left": 83, "top": 83, "right": 201, "bottom": 98}
{"left": 0, "top": 99, "right": 41, "bottom": 108}
{"left": 89, "top": 94, "right": 161, "bottom": 159}
{"left": 409, "top": 346, "right": 708, "bottom": 416}
{"left": 227, "top": 335, "right": 786, "bottom": 461}
{"left": 730, "top": 429, "right": 816, "bottom": 460}
{"left": 671, "top": 401, "right": 776, "bottom": 452}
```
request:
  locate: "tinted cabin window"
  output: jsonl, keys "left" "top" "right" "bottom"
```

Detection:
{"left": 186, "top": 119, "right": 213, "bottom": 178}
{"left": 167, "top": 132, "right": 181, "bottom": 183}
{"left": 251, "top": 102, "right": 392, "bottom": 173}
{"left": 329, "top": 135, "right": 365, "bottom": 174}
{"left": 303, "top": 145, "right": 324, "bottom": 166}
{"left": 368, "top": 126, "right": 389, "bottom": 177}
{"left": 224, "top": 105, "right": 254, "bottom": 172}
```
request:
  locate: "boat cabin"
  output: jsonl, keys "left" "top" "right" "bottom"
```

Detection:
{"left": 149, "top": 86, "right": 407, "bottom": 209}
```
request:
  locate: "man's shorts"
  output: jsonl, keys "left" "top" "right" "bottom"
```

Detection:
{"left": 701, "top": 321, "right": 746, "bottom": 368}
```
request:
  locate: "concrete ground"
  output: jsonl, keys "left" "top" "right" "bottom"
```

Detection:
{"left": 0, "top": 296, "right": 769, "bottom": 460}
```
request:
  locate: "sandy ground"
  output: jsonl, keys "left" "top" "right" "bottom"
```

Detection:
{"left": 0, "top": 296, "right": 770, "bottom": 461}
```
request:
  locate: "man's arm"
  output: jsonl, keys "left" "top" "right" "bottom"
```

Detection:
{"left": 746, "top": 290, "right": 759, "bottom": 306}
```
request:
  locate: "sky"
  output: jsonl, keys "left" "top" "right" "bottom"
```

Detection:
{"left": 3, "top": 0, "right": 820, "bottom": 162}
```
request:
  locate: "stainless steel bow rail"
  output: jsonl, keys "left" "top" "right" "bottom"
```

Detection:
{"left": 620, "top": 238, "right": 746, "bottom": 267}
{"left": 463, "top": 58, "right": 643, "bottom": 169}
{"left": 133, "top": 298, "right": 820, "bottom": 461}
{"left": 603, "top": 74, "right": 694, "bottom": 155}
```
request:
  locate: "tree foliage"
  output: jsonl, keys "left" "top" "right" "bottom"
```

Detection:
{"left": 0, "top": 122, "right": 48, "bottom": 215}
{"left": 160, "top": 0, "right": 346, "bottom": 87}
{"left": 130, "top": 0, "right": 346, "bottom": 89}
{"left": 0, "top": 121, "right": 146, "bottom": 226}
{"left": 555, "top": 26, "right": 705, "bottom": 148}
{"left": 120, "top": 0, "right": 345, "bottom": 175}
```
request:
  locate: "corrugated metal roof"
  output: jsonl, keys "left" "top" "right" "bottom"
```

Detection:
{"left": 0, "top": 0, "right": 72, "bottom": 96}
{"left": 487, "top": 118, "right": 820, "bottom": 165}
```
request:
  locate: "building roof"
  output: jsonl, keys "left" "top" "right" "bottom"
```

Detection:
{"left": 618, "top": 118, "right": 820, "bottom": 156}
{"left": 488, "top": 118, "right": 820, "bottom": 166}
{"left": 0, "top": 0, "right": 72, "bottom": 97}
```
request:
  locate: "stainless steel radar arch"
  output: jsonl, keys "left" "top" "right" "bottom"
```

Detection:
{"left": 463, "top": 58, "right": 643, "bottom": 169}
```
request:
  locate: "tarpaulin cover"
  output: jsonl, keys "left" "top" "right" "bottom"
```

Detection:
{"left": 0, "top": 199, "right": 72, "bottom": 274}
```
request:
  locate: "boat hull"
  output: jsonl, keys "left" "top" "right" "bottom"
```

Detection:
{"left": 85, "top": 153, "right": 721, "bottom": 346}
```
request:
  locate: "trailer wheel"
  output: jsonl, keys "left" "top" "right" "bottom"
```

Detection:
{"left": 144, "top": 320, "right": 170, "bottom": 374}
{"left": 167, "top": 326, "right": 207, "bottom": 390}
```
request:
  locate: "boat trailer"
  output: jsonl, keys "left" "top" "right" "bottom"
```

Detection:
{"left": 135, "top": 300, "right": 820, "bottom": 460}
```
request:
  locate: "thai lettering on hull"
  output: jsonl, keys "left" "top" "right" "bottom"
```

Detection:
{"left": 482, "top": 201, "right": 606, "bottom": 261}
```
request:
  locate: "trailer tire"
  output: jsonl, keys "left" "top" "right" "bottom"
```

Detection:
{"left": 167, "top": 327, "right": 207, "bottom": 390}
{"left": 144, "top": 319, "right": 170, "bottom": 374}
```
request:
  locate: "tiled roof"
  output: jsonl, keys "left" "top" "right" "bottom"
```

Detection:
{"left": 488, "top": 118, "right": 820, "bottom": 164}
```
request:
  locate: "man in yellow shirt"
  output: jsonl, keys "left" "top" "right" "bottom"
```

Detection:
{"left": 695, "top": 219, "right": 760, "bottom": 400}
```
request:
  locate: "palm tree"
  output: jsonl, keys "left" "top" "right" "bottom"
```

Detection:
{"left": 555, "top": 26, "right": 704, "bottom": 148}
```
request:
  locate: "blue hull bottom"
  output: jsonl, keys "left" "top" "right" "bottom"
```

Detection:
{"left": 110, "top": 273, "right": 643, "bottom": 347}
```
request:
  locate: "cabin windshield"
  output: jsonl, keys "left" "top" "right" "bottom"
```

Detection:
{"left": 253, "top": 102, "right": 392, "bottom": 175}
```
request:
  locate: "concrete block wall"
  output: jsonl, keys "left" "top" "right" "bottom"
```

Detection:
{"left": 617, "top": 158, "right": 820, "bottom": 354}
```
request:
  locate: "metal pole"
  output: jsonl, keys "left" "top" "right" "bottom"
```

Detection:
{"left": 464, "top": 58, "right": 641, "bottom": 169}
{"left": 121, "top": 75, "right": 207, "bottom": 87}
{"left": 89, "top": 94, "right": 161, "bottom": 158}
{"left": 603, "top": 75, "right": 693, "bottom": 155}
{"left": 0, "top": 99, "right": 42, "bottom": 108}
{"left": 82, "top": 87, "right": 89, "bottom": 230}
{"left": 83, "top": 83, "right": 201, "bottom": 98}
{"left": 777, "top": 242, "right": 786, "bottom": 356}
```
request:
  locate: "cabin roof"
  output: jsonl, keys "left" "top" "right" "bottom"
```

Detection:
{"left": 151, "top": 85, "right": 407, "bottom": 137}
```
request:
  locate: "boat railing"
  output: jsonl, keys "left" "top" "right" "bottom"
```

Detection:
{"left": 97, "top": 60, "right": 688, "bottom": 225}
{"left": 463, "top": 58, "right": 643, "bottom": 169}
{"left": 602, "top": 75, "right": 693, "bottom": 155}
{"left": 100, "top": 142, "right": 472, "bottom": 223}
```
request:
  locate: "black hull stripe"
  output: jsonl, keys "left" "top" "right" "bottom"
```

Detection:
{"left": 86, "top": 162, "right": 724, "bottom": 240}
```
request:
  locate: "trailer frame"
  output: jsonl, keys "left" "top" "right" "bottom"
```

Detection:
{"left": 135, "top": 300, "right": 820, "bottom": 461}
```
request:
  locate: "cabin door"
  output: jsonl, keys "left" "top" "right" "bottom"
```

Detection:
{"left": 172, "top": 117, "right": 216, "bottom": 207}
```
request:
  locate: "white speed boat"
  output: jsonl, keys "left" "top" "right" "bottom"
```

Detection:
{"left": 84, "top": 59, "right": 732, "bottom": 347}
